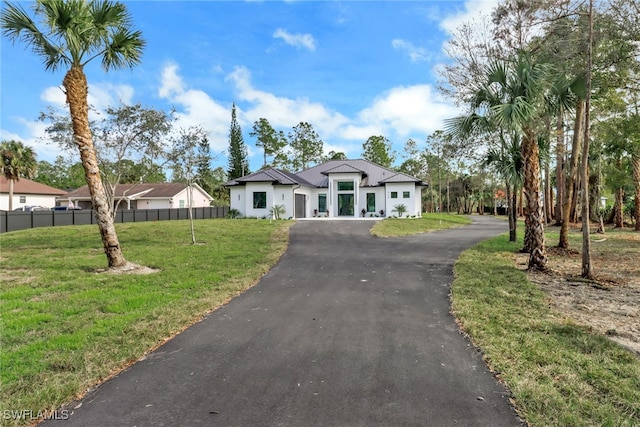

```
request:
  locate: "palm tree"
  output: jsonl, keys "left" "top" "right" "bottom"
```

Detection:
{"left": 447, "top": 52, "right": 551, "bottom": 270}
{"left": 484, "top": 131, "right": 523, "bottom": 242}
{"left": 0, "top": 140, "right": 38, "bottom": 210}
{"left": 1, "top": 1, "right": 145, "bottom": 267}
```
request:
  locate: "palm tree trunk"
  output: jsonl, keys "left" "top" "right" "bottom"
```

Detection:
{"left": 555, "top": 109, "right": 565, "bottom": 226}
{"left": 614, "top": 187, "right": 625, "bottom": 228}
{"left": 522, "top": 132, "right": 547, "bottom": 270}
{"left": 63, "top": 65, "right": 127, "bottom": 268}
{"left": 506, "top": 180, "right": 516, "bottom": 242}
{"left": 559, "top": 98, "right": 584, "bottom": 248}
{"left": 582, "top": 0, "right": 593, "bottom": 280}
{"left": 633, "top": 153, "right": 640, "bottom": 231}
{"left": 544, "top": 163, "right": 552, "bottom": 223}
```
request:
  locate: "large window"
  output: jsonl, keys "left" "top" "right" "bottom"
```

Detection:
{"left": 318, "top": 193, "right": 327, "bottom": 212}
{"left": 403, "top": 191, "right": 410, "bottom": 198}
{"left": 366, "top": 193, "right": 376, "bottom": 212}
{"left": 337, "top": 181, "right": 354, "bottom": 191}
{"left": 253, "top": 191, "right": 267, "bottom": 209}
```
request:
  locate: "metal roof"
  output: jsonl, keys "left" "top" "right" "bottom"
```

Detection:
{"left": 225, "top": 160, "right": 424, "bottom": 189}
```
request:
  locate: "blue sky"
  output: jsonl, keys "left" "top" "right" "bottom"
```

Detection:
{"left": 0, "top": 0, "right": 499, "bottom": 172}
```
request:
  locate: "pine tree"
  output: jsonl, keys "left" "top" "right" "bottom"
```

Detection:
{"left": 227, "top": 103, "right": 250, "bottom": 180}
{"left": 289, "top": 122, "right": 323, "bottom": 171}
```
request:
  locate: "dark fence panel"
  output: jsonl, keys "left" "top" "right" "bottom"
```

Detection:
{"left": 1, "top": 207, "right": 229, "bottom": 234}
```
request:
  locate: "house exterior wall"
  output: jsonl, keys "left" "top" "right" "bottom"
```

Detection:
{"left": 327, "top": 172, "right": 362, "bottom": 217}
{"left": 241, "top": 182, "right": 276, "bottom": 218}
{"left": 1, "top": 193, "right": 59, "bottom": 210}
{"left": 384, "top": 182, "right": 422, "bottom": 217}
{"left": 359, "top": 187, "right": 386, "bottom": 217}
{"left": 141, "top": 199, "right": 171, "bottom": 210}
{"left": 171, "top": 187, "right": 212, "bottom": 209}
{"left": 230, "top": 187, "right": 245, "bottom": 214}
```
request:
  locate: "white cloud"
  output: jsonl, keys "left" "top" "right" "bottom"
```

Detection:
{"left": 0, "top": 118, "right": 63, "bottom": 163}
{"left": 392, "top": 39, "right": 430, "bottom": 63}
{"left": 272, "top": 28, "right": 316, "bottom": 51}
{"left": 158, "top": 62, "right": 230, "bottom": 154}
{"left": 353, "top": 84, "right": 460, "bottom": 141}
{"left": 226, "top": 66, "right": 349, "bottom": 142}
{"left": 440, "top": 0, "right": 501, "bottom": 34}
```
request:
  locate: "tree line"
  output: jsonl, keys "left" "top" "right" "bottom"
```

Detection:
{"left": 439, "top": 0, "right": 640, "bottom": 277}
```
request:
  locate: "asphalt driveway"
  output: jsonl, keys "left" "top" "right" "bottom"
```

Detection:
{"left": 44, "top": 215, "right": 522, "bottom": 426}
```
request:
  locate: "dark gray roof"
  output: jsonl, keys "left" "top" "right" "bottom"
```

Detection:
{"left": 225, "top": 160, "right": 424, "bottom": 189}
{"left": 296, "top": 159, "right": 423, "bottom": 188}
{"left": 225, "top": 168, "right": 313, "bottom": 187}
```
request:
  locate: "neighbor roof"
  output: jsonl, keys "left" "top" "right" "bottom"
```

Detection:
{"left": 225, "top": 160, "right": 425, "bottom": 189}
{"left": 0, "top": 176, "right": 66, "bottom": 195}
{"left": 62, "top": 183, "right": 212, "bottom": 200}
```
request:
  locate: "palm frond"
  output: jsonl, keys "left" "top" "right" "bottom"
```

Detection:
{"left": 1, "top": 2, "right": 69, "bottom": 70}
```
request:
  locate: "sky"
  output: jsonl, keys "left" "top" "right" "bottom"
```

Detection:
{"left": 0, "top": 0, "right": 500, "bottom": 173}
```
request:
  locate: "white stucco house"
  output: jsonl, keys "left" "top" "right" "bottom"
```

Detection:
{"left": 226, "top": 159, "right": 425, "bottom": 219}
{"left": 58, "top": 183, "right": 213, "bottom": 210}
{"left": 0, "top": 176, "right": 67, "bottom": 211}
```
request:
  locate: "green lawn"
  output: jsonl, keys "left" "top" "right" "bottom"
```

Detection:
{"left": 0, "top": 219, "right": 292, "bottom": 425}
{"left": 370, "top": 212, "right": 471, "bottom": 237}
{"left": 452, "top": 233, "right": 640, "bottom": 426}
{"left": 4, "top": 215, "right": 637, "bottom": 426}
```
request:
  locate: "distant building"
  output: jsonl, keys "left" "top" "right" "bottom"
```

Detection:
{"left": 0, "top": 176, "right": 67, "bottom": 211}
{"left": 58, "top": 183, "right": 213, "bottom": 210}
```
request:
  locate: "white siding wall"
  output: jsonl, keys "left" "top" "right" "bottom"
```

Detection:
{"left": 273, "top": 185, "right": 295, "bottom": 219}
{"left": 142, "top": 199, "right": 171, "bottom": 209}
{"left": 243, "top": 182, "right": 275, "bottom": 218}
{"left": 230, "top": 188, "right": 245, "bottom": 215}
{"left": 1, "top": 194, "right": 59, "bottom": 210}
{"left": 306, "top": 188, "right": 328, "bottom": 216}
{"left": 385, "top": 183, "right": 421, "bottom": 217}
{"left": 359, "top": 187, "right": 386, "bottom": 217}
{"left": 172, "top": 187, "right": 211, "bottom": 208}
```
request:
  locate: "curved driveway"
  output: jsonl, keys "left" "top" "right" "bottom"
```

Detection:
{"left": 45, "top": 215, "right": 522, "bottom": 426}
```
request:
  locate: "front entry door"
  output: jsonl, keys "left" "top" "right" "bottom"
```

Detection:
{"left": 338, "top": 194, "right": 354, "bottom": 216}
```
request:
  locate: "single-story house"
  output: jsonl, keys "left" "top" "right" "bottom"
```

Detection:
{"left": 225, "top": 159, "right": 426, "bottom": 219}
{"left": 58, "top": 183, "right": 213, "bottom": 210}
{"left": 0, "top": 176, "right": 67, "bottom": 211}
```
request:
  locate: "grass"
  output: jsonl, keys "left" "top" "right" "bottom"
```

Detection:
{"left": 452, "top": 232, "right": 640, "bottom": 426}
{"left": 370, "top": 212, "right": 471, "bottom": 237}
{"left": 0, "top": 219, "right": 292, "bottom": 426}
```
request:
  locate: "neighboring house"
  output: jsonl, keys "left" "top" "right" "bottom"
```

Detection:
{"left": 226, "top": 159, "right": 425, "bottom": 219}
{"left": 58, "top": 183, "right": 213, "bottom": 210}
{"left": 0, "top": 176, "right": 67, "bottom": 211}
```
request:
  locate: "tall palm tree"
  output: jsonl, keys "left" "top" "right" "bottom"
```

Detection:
{"left": 1, "top": 0, "right": 145, "bottom": 267}
{"left": 0, "top": 140, "right": 38, "bottom": 210}
{"left": 447, "top": 52, "right": 551, "bottom": 270}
